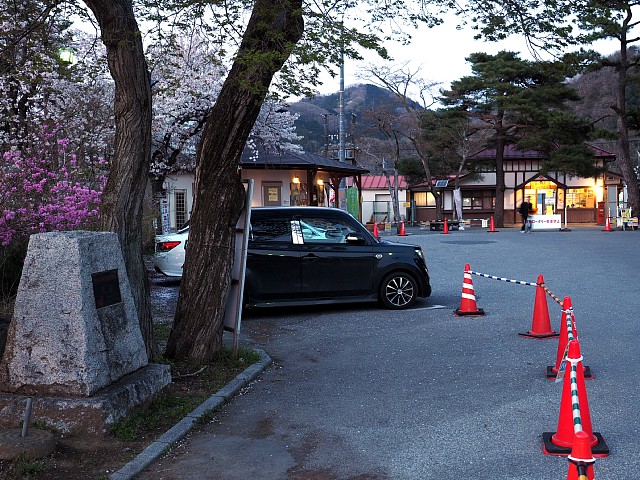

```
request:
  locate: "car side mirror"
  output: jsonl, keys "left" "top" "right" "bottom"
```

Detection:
{"left": 345, "top": 233, "right": 366, "bottom": 245}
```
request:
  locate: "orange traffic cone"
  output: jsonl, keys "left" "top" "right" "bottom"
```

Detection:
{"left": 602, "top": 216, "right": 612, "bottom": 232}
{"left": 566, "top": 431, "right": 595, "bottom": 480}
{"left": 441, "top": 218, "right": 449, "bottom": 234}
{"left": 543, "top": 340, "right": 609, "bottom": 457}
{"left": 519, "top": 275, "right": 558, "bottom": 339}
{"left": 487, "top": 216, "right": 498, "bottom": 232}
{"left": 398, "top": 220, "right": 407, "bottom": 236}
{"left": 547, "top": 297, "right": 592, "bottom": 379}
{"left": 454, "top": 264, "right": 485, "bottom": 316}
{"left": 373, "top": 221, "right": 380, "bottom": 239}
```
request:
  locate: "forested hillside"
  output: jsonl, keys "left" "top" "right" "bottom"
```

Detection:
{"left": 289, "top": 83, "right": 406, "bottom": 159}
{"left": 290, "top": 62, "right": 640, "bottom": 176}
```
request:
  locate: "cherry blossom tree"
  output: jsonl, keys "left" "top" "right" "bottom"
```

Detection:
{"left": 147, "top": 32, "right": 302, "bottom": 182}
{"left": 247, "top": 99, "right": 302, "bottom": 156}
{"left": 0, "top": 4, "right": 115, "bottom": 298}
{"left": 148, "top": 32, "right": 225, "bottom": 181}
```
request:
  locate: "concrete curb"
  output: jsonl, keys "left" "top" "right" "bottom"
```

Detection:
{"left": 108, "top": 348, "right": 271, "bottom": 480}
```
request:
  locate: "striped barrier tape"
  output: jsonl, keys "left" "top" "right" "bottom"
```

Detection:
{"left": 555, "top": 308, "right": 578, "bottom": 383}
{"left": 465, "top": 269, "right": 564, "bottom": 307}
{"left": 568, "top": 354, "right": 585, "bottom": 433}
{"left": 540, "top": 284, "right": 563, "bottom": 306}
{"left": 466, "top": 270, "right": 538, "bottom": 287}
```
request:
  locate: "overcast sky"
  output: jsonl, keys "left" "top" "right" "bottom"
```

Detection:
{"left": 311, "top": 20, "right": 621, "bottom": 98}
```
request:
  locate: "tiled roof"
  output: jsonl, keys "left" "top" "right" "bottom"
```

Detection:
{"left": 469, "top": 143, "right": 616, "bottom": 161}
{"left": 240, "top": 150, "right": 369, "bottom": 175}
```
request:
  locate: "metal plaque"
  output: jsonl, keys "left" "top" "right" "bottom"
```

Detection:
{"left": 91, "top": 269, "right": 122, "bottom": 309}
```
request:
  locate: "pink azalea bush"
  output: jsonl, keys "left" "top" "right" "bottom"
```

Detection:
{"left": 0, "top": 136, "right": 107, "bottom": 247}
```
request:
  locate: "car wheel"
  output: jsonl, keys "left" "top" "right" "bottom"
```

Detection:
{"left": 380, "top": 272, "right": 418, "bottom": 309}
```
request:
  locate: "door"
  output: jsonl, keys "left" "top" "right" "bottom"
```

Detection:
{"left": 246, "top": 213, "right": 300, "bottom": 302}
{"left": 296, "top": 213, "right": 374, "bottom": 298}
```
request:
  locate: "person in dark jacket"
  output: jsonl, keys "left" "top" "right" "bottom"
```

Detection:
{"left": 518, "top": 196, "right": 533, "bottom": 233}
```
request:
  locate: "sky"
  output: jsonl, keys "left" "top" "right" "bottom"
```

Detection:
{"left": 311, "top": 20, "right": 621, "bottom": 98}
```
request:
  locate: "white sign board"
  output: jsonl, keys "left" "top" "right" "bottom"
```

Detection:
{"left": 160, "top": 199, "right": 170, "bottom": 234}
{"left": 526, "top": 214, "right": 562, "bottom": 230}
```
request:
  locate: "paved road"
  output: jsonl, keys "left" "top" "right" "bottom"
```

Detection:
{"left": 140, "top": 226, "right": 640, "bottom": 480}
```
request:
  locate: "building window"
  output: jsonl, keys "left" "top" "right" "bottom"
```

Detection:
{"left": 175, "top": 189, "right": 188, "bottom": 228}
{"left": 413, "top": 191, "right": 436, "bottom": 207}
{"left": 462, "top": 190, "right": 495, "bottom": 210}
{"left": 566, "top": 188, "right": 595, "bottom": 208}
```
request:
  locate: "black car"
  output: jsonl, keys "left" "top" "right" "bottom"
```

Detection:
{"left": 244, "top": 207, "right": 431, "bottom": 309}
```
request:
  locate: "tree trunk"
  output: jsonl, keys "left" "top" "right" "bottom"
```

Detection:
{"left": 434, "top": 191, "right": 443, "bottom": 221}
{"left": 82, "top": 0, "right": 155, "bottom": 360}
{"left": 383, "top": 170, "right": 401, "bottom": 224}
{"left": 493, "top": 113, "right": 506, "bottom": 228}
{"left": 614, "top": 37, "right": 640, "bottom": 214}
{"left": 165, "top": 0, "right": 304, "bottom": 363}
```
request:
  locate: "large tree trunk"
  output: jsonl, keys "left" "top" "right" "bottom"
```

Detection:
{"left": 493, "top": 113, "right": 506, "bottom": 228}
{"left": 83, "top": 0, "right": 156, "bottom": 360}
{"left": 165, "top": 0, "right": 304, "bottom": 363}
{"left": 614, "top": 37, "right": 640, "bottom": 214}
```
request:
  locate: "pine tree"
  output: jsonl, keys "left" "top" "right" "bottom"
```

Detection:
{"left": 442, "top": 51, "right": 594, "bottom": 227}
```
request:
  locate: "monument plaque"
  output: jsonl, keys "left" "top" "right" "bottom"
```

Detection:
{"left": 91, "top": 269, "right": 122, "bottom": 309}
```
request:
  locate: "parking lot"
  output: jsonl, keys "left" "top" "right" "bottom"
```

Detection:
{"left": 141, "top": 226, "right": 640, "bottom": 479}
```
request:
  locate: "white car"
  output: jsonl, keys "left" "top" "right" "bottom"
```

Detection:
{"left": 153, "top": 225, "right": 188, "bottom": 277}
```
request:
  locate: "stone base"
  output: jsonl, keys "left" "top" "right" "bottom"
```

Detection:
{"left": 0, "top": 364, "right": 171, "bottom": 436}
{"left": 0, "top": 428, "right": 56, "bottom": 460}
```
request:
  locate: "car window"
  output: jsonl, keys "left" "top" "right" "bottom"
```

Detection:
{"left": 297, "top": 216, "right": 359, "bottom": 244}
{"left": 250, "top": 217, "right": 291, "bottom": 243}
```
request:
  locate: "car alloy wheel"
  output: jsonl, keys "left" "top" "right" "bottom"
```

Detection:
{"left": 381, "top": 272, "right": 417, "bottom": 309}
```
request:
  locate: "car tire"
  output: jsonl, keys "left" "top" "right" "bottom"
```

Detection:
{"left": 379, "top": 272, "right": 418, "bottom": 309}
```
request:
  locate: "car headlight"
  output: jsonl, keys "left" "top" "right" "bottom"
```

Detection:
{"left": 414, "top": 247, "right": 425, "bottom": 261}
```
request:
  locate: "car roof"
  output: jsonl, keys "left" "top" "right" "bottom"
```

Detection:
{"left": 252, "top": 206, "right": 349, "bottom": 214}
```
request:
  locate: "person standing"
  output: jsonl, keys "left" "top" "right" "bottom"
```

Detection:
{"left": 518, "top": 196, "right": 533, "bottom": 233}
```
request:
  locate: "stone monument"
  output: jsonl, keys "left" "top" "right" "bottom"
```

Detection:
{"left": 0, "top": 231, "right": 171, "bottom": 435}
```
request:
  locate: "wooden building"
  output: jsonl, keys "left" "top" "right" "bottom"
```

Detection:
{"left": 408, "top": 144, "right": 624, "bottom": 225}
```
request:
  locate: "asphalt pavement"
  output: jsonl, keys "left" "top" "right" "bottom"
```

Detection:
{"left": 135, "top": 225, "right": 640, "bottom": 480}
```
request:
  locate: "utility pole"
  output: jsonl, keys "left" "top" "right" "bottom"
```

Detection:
{"left": 338, "top": 20, "right": 345, "bottom": 164}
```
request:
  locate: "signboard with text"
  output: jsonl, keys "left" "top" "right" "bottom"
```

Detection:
{"left": 160, "top": 199, "right": 170, "bottom": 234}
{"left": 526, "top": 214, "right": 562, "bottom": 230}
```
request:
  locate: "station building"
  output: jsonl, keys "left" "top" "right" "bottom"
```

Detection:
{"left": 408, "top": 143, "right": 625, "bottom": 226}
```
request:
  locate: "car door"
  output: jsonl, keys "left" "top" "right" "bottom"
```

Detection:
{"left": 296, "top": 212, "right": 374, "bottom": 298}
{"left": 245, "top": 212, "right": 301, "bottom": 302}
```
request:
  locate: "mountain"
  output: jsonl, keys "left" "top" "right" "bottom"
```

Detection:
{"left": 288, "top": 83, "right": 408, "bottom": 156}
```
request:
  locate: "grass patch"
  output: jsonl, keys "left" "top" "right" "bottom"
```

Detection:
{"left": 15, "top": 458, "right": 46, "bottom": 476}
{"left": 110, "top": 346, "right": 260, "bottom": 442}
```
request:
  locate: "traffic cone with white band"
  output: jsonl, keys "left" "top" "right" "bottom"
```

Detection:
{"left": 547, "top": 297, "right": 592, "bottom": 379}
{"left": 454, "top": 264, "right": 485, "bottom": 316}
{"left": 519, "top": 274, "right": 559, "bottom": 339}
{"left": 566, "top": 431, "right": 595, "bottom": 480}
{"left": 542, "top": 340, "right": 608, "bottom": 457}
